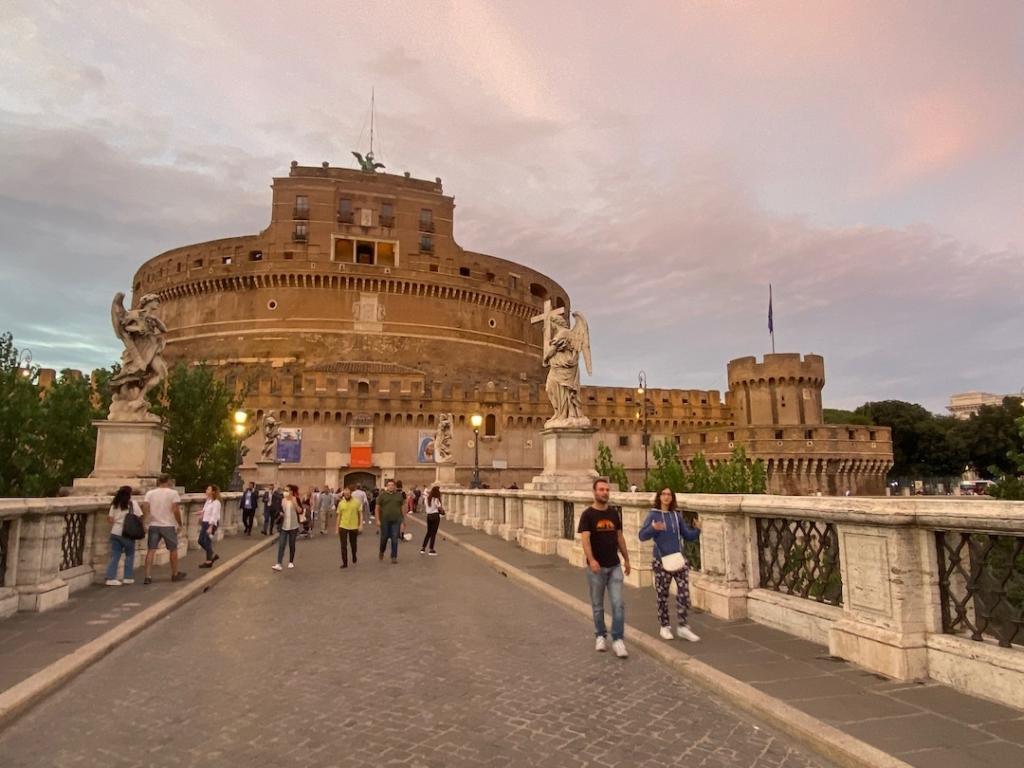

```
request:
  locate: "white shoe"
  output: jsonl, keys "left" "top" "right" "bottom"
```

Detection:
{"left": 105, "top": 579, "right": 122, "bottom": 586}
{"left": 287, "top": 562, "right": 295, "bottom": 569}
{"left": 612, "top": 639, "right": 629, "bottom": 658}
{"left": 272, "top": 564, "right": 283, "bottom": 571}
{"left": 419, "top": 549, "right": 425, "bottom": 555}
{"left": 594, "top": 636, "right": 608, "bottom": 653}
{"left": 428, "top": 551, "right": 438, "bottom": 557}
{"left": 659, "top": 626, "right": 674, "bottom": 640}
{"left": 121, "top": 578, "right": 135, "bottom": 585}
{"left": 677, "top": 625, "right": 701, "bottom": 642}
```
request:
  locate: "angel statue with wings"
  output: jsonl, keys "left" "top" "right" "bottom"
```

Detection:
{"left": 434, "top": 413, "right": 454, "bottom": 464}
{"left": 352, "top": 150, "right": 385, "bottom": 173}
{"left": 540, "top": 309, "right": 593, "bottom": 428}
{"left": 107, "top": 292, "right": 168, "bottom": 421}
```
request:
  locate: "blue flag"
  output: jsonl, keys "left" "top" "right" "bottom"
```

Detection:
{"left": 768, "top": 284, "right": 774, "bottom": 334}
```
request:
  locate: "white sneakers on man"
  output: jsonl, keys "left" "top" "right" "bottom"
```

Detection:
{"left": 594, "top": 636, "right": 607, "bottom": 652}
{"left": 611, "top": 639, "right": 629, "bottom": 658}
{"left": 104, "top": 579, "right": 122, "bottom": 586}
{"left": 659, "top": 626, "right": 674, "bottom": 640}
{"left": 677, "top": 625, "right": 701, "bottom": 642}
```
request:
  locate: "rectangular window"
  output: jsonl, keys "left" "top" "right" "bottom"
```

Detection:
{"left": 355, "top": 240, "right": 374, "bottom": 265}
{"left": 429, "top": 264, "right": 439, "bottom": 272}
{"left": 700, "top": 433, "right": 707, "bottom": 444}
{"left": 283, "top": 252, "right": 294, "bottom": 260}
{"left": 333, "top": 238, "right": 353, "bottom": 262}
{"left": 377, "top": 241, "right": 396, "bottom": 267}
{"left": 618, "top": 435, "right": 629, "bottom": 447}
{"left": 869, "top": 430, "right": 877, "bottom": 441}
{"left": 192, "top": 258, "right": 203, "bottom": 268}
{"left": 805, "top": 429, "right": 814, "bottom": 440}
{"left": 775, "top": 430, "right": 784, "bottom": 440}
{"left": 249, "top": 250, "right": 263, "bottom": 261}
{"left": 727, "top": 431, "right": 735, "bottom": 442}
{"left": 293, "top": 222, "right": 308, "bottom": 241}
{"left": 338, "top": 198, "right": 353, "bottom": 224}
{"left": 419, "top": 208, "right": 434, "bottom": 232}
{"left": 509, "top": 273, "right": 519, "bottom": 290}
{"left": 420, "top": 235, "right": 433, "bottom": 253}
{"left": 294, "top": 195, "right": 308, "bottom": 219}
{"left": 359, "top": 208, "right": 373, "bottom": 227}
{"left": 380, "top": 202, "right": 394, "bottom": 228}
{"left": 221, "top": 256, "right": 232, "bottom": 265}
{"left": 459, "top": 266, "right": 470, "bottom": 277}
{"left": 848, "top": 430, "right": 856, "bottom": 440}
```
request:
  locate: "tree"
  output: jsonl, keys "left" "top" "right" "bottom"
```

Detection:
{"left": 643, "top": 439, "right": 766, "bottom": 495}
{"left": 823, "top": 408, "right": 874, "bottom": 426}
{"left": 30, "top": 371, "right": 101, "bottom": 496}
{"left": 594, "top": 441, "right": 630, "bottom": 491}
{"left": 150, "top": 363, "right": 242, "bottom": 492}
{"left": 951, "top": 397, "right": 1024, "bottom": 479}
{"left": 0, "top": 333, "right": 42, "bottom": 496}
{"left": 854, "top": 400, "right": 961, "bottom": 478}
{"left": 990, "top": 413, "right": 1024, "bottom": 501}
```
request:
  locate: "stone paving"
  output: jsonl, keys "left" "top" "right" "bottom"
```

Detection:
{"left": 0, "top": 525, "right": 831, "bottom": 768}
{"left": 426, "top": 519, "right": 1024, "bottom": 768}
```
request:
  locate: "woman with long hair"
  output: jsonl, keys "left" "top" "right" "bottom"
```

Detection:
{"left": 272, "top": 485, "right": 301, "bottom": 571}
{"left": 419, "top": 485, "right": 445, "bottom": 556}
{"left": 638, "top": 487, "right": 701, "bottom": 642}
{"left": 198, "top": 485, "right": 222, "bottom": 568}
{"left": 105, "top": 485, "right": 143, "bottom": 586}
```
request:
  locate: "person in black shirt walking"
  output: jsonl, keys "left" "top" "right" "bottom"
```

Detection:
{"left": 577, "top": 478, "right": 632, "bottom": 658}
{"left": 240, "top": 482, "right": 258, "bottom": 535}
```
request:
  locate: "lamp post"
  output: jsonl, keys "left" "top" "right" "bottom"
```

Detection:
{"left": 470, "top": 413, "right": 483, "bottom": 488}
{"left": 16, "top": 348, "right": 33, "bottom": 379}
{"left": 229, "top": 409, "right": 249, "bottom": 491}
{"left": 637, "top": 370, "right": 651, "bottom": 485}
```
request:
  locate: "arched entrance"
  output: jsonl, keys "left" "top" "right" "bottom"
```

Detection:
{"left": 343, "top": 470, "right": 377, "bottom": 491}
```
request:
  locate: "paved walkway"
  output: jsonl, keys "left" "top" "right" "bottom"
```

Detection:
{"left": 428, "top": 519, "right": 1024, "bottom": 768}
{"left": 0, "top": 534, "right": 261, "bottom": 694}
{"left": 0, "top": 526, "right": 831, "bottom": 768}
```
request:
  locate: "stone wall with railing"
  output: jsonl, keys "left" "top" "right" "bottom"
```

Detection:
{"left": 441, "top": 488, "right": 1024, "bottom": 709}
{"left": 0, "top": 492, "right": 243, "bottom": 619}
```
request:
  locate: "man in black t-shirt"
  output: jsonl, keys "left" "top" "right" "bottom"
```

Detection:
{"left": 577, "top": 478, "right": 632, "bottom": 658}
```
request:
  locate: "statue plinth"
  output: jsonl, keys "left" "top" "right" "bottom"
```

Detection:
{"left": 71, "top": 419, "right": 166, "bottom": 495}
{"left": 525, "top": 426, "right": 599, "bottom": 492}
{"left": 434, "top": 462, "right": 458, "bottom": 488}
{"left": 256, "top": 459, "right": 280, "bottom": 486}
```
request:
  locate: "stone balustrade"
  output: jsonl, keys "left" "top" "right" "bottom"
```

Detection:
{"left": 0, "top": 492, "right": 242, "bottom": 619}
{"left": 441, "top": 487, "right": 1024, "bottom": 709}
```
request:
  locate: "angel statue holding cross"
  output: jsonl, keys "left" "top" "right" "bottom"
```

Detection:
{"left": 531, "top": 301, "right": 593, "bottom": 428}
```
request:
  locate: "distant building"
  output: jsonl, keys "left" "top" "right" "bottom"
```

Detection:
{"left": 947, "top": 391, "right": 1007, "bottom": 420}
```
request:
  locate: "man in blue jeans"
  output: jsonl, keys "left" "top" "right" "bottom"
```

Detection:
{"left": 578, "top": 478, "right": 632, "bottom": 658}
{"left": 375, "top": 478, "right": 407, "bottom": 563}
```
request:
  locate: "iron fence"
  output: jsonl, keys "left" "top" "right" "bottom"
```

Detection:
{"left": 936, "top": 531, "right": 1024, "bottom": 648}
{"left": 562, "top": 502, "right": 575, "bottom": 540}
{"left": 755, "top": 517, "right": 843, "bottom": 605}
{"left": 0, "top": 520, "right": 10, "bottom": 586}
{"left": 60, "top": 513, "right": 88, "bottom": 571}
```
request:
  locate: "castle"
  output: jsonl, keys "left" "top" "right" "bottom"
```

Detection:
{"left": 129, "top": 162, "right": 893, "bottom": 494}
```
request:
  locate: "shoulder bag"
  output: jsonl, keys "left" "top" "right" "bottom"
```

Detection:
{"left": 653, "top": 510, "right": 687, "bottom": 573}
{"left": 121, "top": 503, "right": 146, "bottom": 540}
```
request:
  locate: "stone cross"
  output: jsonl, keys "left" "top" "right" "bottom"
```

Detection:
{"left": 530, "top": 299, "right": 565, "bottom": 357}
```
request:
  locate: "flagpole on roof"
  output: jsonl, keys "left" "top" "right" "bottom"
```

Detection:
{"left": 769, "top": 284, "right": 776, "bottom": 354}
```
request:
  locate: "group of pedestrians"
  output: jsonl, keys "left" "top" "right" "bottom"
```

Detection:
{"left": 104, "top": 474, "right": 190, "bottom": 586}
{"left": 578, "top": 478, "right": 701, "bottom": 659}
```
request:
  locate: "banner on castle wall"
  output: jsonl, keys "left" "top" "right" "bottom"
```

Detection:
{"left": 350, "top": 446, "right": 372, "bottom": 468}
{"left": 276, "top": 428, "right": 302, "bottom": 463}
{"left": 416, "top": 431, "right": 435, "bottom": 464}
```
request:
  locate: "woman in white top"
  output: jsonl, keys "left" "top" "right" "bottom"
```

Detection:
{"left": 106, "top": 485, "right": 143, "bottom": 586}
{"left": 419, "top": 485, "right": 445, "bottom": 556}
{"left": 272, "top": 485, "right": 301, "bottom": 571}
{"left": 198, "top": 485, "right": 222, "bottom": 568}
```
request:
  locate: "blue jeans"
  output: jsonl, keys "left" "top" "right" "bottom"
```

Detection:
{"left": 586, "top": 565, "right": 625, "bottom": 641}
{"left": 379, "top": 520, "right": 402, "bottom": 559}
{"left": 106, "top": 534, "right": 136, "bottom": 581}
{"left": 277, "top": 529, "right": 298, "bottom": 564}
{"left": 198, "top": 521, "right": 215, "bottom": 561}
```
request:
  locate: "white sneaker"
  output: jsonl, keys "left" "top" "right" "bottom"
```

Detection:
{"left": 104, "top": 579, "right": 122, "bottom": 586}
{"left": 659, "top": 626, "right": 674, "bottom": 640}
{"left": 121, "top": 578, "right": 135, "bottom": 585}
{"left": 594, "top": 636, "right": 608, "bottom": 652}
{"left": 428, "top": 551, "right": 438, "bottom": 557}
{"left": 287, "top": 562, "right": 295, "bottom": 569}
{"left": 612, "top": 639, "right": 629, "bottom": 658}
{"left": 677, "top": 625, "right": 701, "bottom": 642}
{"left": 272, "top": 564, "right": 283, "bottom": 571}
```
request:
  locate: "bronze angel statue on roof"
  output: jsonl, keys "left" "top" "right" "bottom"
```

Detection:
{"left": 107, "top": 292, "right": 168, "bottom": 421}
{"left": 352, "top": 150, "right": 385, "bottom": 173}
{"left": 541, "top": 310, "right": 592, "bottom": 428}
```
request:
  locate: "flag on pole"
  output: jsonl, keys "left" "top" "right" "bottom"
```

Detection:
{"left": 768, "top": 284, "right": 774, "bottom": 333}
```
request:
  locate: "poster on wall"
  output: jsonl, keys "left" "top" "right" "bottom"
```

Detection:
{"left": 416, "top": 430, "right": 435, "bottom": 464}
{"left": 277, "top": 428, "right": 302, "bottom": 463}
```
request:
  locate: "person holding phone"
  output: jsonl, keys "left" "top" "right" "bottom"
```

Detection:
{"left": 638, "top": 487, "right": 701, "bottom": 642}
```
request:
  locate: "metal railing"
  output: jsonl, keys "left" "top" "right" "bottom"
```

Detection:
{"left": 562, "top": 501, "right": 575, "bottom": 540}
{"left": 60, "top": 513, "right": 88, "bottom": 571}
{"left": 937, "top": 531, "right": 1024, "bottom": 648}
{"left": 755, "top": 517, "right": 843, "bottom": 605}
{"left": 0, "top": 520, "right": 10, "bottom": 587}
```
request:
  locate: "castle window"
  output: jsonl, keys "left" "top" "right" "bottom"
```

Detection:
{"left": 869, "top": 430, "right": 877, "bottom": 441}
{"left": 727, "top": 431, "right": 735, "bottom": 442}
{"left": 419, "top": 208, "right": 433, "bottom": 232}
{"left": 529, "top": 282, "right": 548, "bottom": 300}
{"left": 356, "top": 381, "right": 369, "bottom": 396}
{"left": 429, "top": 264, "right": 439, "bottom": 272}
{"left": 848, "top": 430, "right": 856, "bottom": 440}
{"left": 618, "top": 435, "right": 629, "bottom": 448}
{"left": 420, "top": 235, "right": 433, "bottom": 253}
{"left": 355, "top": 241, "right": 374, "bottom": 264}
{"left": 700, "top": 433, "right": 707, "bottom": 444}
{"left": 283, "top": 252, "right": 294, "bottom": 260}
{"left": 484, "top": 414, "right": 497, "bottom": 437}
{"left": 294, "top": 195, "right": 308, "bottom": 219}
{"left": 485, "top": 272, "right": 495, "bottom": 282}
{"left": 192, "top": 258, "right": 203, "bottom": 268}
{"left": 459, "top": 267, "right": 470, "bottom": 277}
{"left": 249, "top": 250, "right": 263, "bottom": 261}
{"left": 338, "top": 198, "right": 353, "bottom": 224}
{"left": 292, "top": 375, "right": 303, "bottom": 393}
{"left": 380, "top": 202, "right": 394, "bottom": 228}
{"left": 775, "top": 430, "right": 784, "bottom": 440}
{"left": 221, "top": 256, "right": 232, "bottom": 265}
{"left": 293, "top": 222, "right": 308, "bottom": 242}
{"left": 176, "top": 262, "right": 182, "bottom": 272}
{"left": 805, "top": 430, "right": 814, "bottom": 440}
{"left": 508, "top": 274, "right": 519, "bottom": 290}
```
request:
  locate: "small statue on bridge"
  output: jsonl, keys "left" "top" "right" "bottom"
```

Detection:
{"left": 435, "top": 413, "right": 454, "bottom": 464}
{"left": 260, "top": 413, "right": 280, "bottom": 461}
{"left": 531, "top": 300, "right": 593, "bottom": 428}
{"left": 107, "top": 292, "right": 168, "bottom": 422}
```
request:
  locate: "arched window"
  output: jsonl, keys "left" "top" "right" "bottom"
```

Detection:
{"left": 357, "top": 381, "right": 369, "bottom": 396}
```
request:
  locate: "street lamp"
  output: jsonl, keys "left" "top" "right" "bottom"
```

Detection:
{"left": 230, "top": 409, "right": 249, "bottom": 491}
{"left": 16, "top": 348, "right": 33, "bottom": 379}
{"left": 470, "top": 413, "right": 483, "bottom": 488}
{"left": 637, "top": 370, "right": 651, "bottom": 484}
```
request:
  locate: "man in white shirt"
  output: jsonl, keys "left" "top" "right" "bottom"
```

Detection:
{"left": 352, "top": 485, "right": 370, "bottom": 524}
{"left": 142, "top": 474, "right": 187, "bottom": 584}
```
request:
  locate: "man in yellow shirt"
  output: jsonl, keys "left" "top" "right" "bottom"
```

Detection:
{"left": 336, "top": 486, "right": 363, "bottom": 568}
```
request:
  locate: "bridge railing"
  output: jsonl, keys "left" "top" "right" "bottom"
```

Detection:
{"left": 440, "top": 487, "right": 1024, "bottom": 709}
{"left": 0, "top": 492, "right": 242, "bottom": 619}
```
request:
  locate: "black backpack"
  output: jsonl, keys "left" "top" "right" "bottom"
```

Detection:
{"left": 122, "top": 509, "right": 145, "bottom": 540}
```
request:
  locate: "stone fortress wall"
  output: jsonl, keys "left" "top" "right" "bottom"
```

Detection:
{"left": 130, "top": 162, "right": 892, "bottom": 495}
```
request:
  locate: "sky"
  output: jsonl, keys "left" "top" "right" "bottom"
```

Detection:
{"left": 1, "top": 1, "right": 1022, "bottom": 413}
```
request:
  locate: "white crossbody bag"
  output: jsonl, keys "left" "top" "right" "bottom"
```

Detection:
{"left": 653, "top": 510, "right": 688, "bottom": 573}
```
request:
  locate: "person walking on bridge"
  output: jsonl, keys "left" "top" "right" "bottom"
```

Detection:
{"left": 336, "top": 486, "right": 362, "bottom": 568}
{"left": 142, "top": 474, "right": 187, "bottom": 585}
{"left": 198, "top": 484, "right": 222, "bottom": 569}
{"left": 240, "top": 482, "right": 258, "bottom": 535}
{"left": 376, "top": 478, "right": 406, "bottom": 564}
{"left": 419, "top": 485, "right": 445, "bottom": 556}
{"left": 272, "top": 486, "right": 301, "bottom": 572}
{"left": 578, "top": 478, "right": 631, "bottom": 658}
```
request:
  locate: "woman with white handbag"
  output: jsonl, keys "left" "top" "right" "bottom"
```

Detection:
{"left": 638, "top": 487, "right": 702, "bottom": 642}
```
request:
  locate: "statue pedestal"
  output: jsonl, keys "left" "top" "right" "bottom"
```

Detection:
{"left": 71, "top": 420, "right": 166, "bottom": 495}
{"left": 434, "top": 462, "right": 458, "bottom": 488}
{"left": 256, "top": 460, "right": 280, "bottom": 487}
{"left": 525, "top": 426, "right": 599, "bottom": 492}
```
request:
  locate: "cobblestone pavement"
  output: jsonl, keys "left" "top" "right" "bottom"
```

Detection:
{"left": 0, "top": 527, "right": 832, "bottom": 768}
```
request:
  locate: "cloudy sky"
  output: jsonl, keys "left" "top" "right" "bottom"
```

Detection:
{"left": 1, "top": 1, "right": 1021, "bottom": 412}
